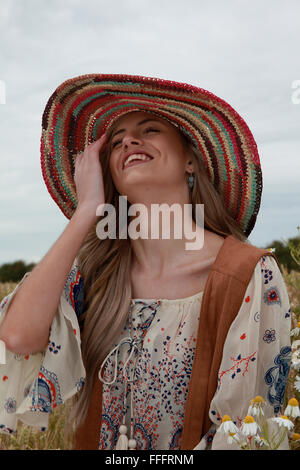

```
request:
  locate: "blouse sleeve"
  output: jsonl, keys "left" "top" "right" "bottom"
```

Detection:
{"left": 200, "top": 255, "right": 292, "bottom": 450}
{"left": 0, "top": 258, "right": 86, "bottom": 435}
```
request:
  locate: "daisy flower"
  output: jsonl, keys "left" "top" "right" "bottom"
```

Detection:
{"left": 240, "top": 415, "right": 260, "bottom": 436}
{"left": 247, "top": 395, "right": 265, "bottom": 417}
{"left": 284, "top": 398, "right": 300, "bottom": 418}
{"left": 294, "top": 375, "right": 300, "bottom": 393}
{"left": 292, "top": 340, "right": 300, "bottom": 350}
{"left": 291, "top": 322, "right": 300, "bottom": 337}
{"left": 217, "top": 415, "right": 239, "bottom": 434}
{"left": 271, "top": 415, "right": 294, "bottom": 431}
{"left": 291, "top": 348, "right": 300, "bottom": 371}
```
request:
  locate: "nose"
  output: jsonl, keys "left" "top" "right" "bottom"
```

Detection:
{"left": 122, "top": 131, "right": 143, "bottom": 148}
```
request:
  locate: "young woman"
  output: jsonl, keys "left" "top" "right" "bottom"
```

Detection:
{"left": 0, "top": 74, "right": 291, "bottom": 450}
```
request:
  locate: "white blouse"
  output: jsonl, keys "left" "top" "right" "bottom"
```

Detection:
{"left": 0, "top": 255, "right": 292, "bottom": 450}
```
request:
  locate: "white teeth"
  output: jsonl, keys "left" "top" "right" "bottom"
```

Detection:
{"left": 124, "top": 154, "right": 152, "bottom": 168}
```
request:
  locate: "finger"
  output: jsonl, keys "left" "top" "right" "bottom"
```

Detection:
{"left": 74, "top": 152, "right": 84, "bottom": 169}
{"left": 97, "top": 133, "right": 107, "bottom": 142}
{"left": 90, "top": 133, "right": 107, "bottom": 150}
{"left": 79, "top": 133, "right": 107, "bottom": 159}
{"left": 75, "top": 152, "right": 84, "bottom": 162}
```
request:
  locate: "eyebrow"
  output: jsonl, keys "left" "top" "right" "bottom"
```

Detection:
{"left": 111, "top": 118, "right": 163, "bottom": 140}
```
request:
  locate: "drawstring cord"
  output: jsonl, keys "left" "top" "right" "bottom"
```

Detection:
{"left": 99, "top": 336, "right": 141, "bottom": 449}
{"left": 98, "top": 301, "right": 160, "bottom": 450}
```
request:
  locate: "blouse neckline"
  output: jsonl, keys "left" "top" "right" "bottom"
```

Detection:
{"left": 131, "top": 289, "right": 204, "bottom": 304}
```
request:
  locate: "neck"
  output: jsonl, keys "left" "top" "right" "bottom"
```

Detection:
{"left": 128, "top": 201, "right": 204, "bottom": 277}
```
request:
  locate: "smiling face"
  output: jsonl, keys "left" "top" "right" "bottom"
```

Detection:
{"left": 107, "top": 111, "right": 194, "bottom": 204}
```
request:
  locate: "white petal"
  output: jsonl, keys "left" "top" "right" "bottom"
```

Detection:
{"left": 291, "top": 407, "right": 300, "bottom": 418}
{"left": 241, "top": 422, "right": 259, "bottom": 436}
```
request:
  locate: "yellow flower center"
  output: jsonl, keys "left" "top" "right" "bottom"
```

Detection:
{"left": 292, "top": 433, "right": 300, "bottom": 441}
{"left": 222, "top": 415, "right": 232, "bottom": 422}
{"left": 228, "top": 432, "right": 236, "bottom": 437}
{"left": 244, "top": 415, "right": 255, "bottom": 424}
{"left": 253, "top": 395, "right": 264, "bottom": 403}
{"left": 288, "top": 398, "right": 299, "bottom": 407}
{"left": 281, "top": 415, "right": 289, "bottom": 420}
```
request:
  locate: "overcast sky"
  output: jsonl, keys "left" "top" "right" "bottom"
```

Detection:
{"left": 0, "top": 0, "right": 299, "bottom": 264}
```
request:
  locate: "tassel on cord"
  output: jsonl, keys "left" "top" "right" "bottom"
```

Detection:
{"left": 129, "top": 438, "right": 137, "bottom": 450}
{"left": 129, "top": 384, "right": 137, "bottom": 449}
{"left": 98, "top": 336, "right": 140, "bottom": 450}
{"left": 115, "top": 424, "right": 129, "bottom": 450}
{"left": 115, "top": 388, "right": 137, "bottom": 450}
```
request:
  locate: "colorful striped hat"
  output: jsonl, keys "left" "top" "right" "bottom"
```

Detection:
{"left": 40, "top": 73, "right": 262, "bottom": 237}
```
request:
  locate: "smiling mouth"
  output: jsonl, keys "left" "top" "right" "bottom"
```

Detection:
{"left": 123, "top": 154, "right": 154, "bottom": 170}
{"left": 124, "top": 159, "right": 153, "bottom": 170}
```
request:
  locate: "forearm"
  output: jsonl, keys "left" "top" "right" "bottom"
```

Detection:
{"left": 0, "top": 206, "right": 96, "bottom": 354}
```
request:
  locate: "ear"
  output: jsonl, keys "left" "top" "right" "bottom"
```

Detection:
{"left": 179, "top": 131, "right": 195, "bottom": 173}
{"left": 184, "top": 147, "right": 195, "bottom": 174}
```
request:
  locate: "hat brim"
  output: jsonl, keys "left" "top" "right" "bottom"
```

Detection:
{"left": 40, "top": 73, "right": 262, "bottom": 237}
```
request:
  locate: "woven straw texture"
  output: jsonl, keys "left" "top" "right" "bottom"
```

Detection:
{"left": 40, "top": 74, "right": 262, "bottom": 237}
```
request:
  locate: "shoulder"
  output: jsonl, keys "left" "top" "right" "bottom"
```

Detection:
{"left": 213, "top": 235, "right": 279, "bottom": 286}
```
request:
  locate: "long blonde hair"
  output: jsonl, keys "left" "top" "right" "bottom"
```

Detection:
{"left": 70, "top": 119, "right": 248, "bottom": 428}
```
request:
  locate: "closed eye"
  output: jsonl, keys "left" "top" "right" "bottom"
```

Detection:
{"left": 111, "top": 127, "right": 160, "bottom": 149}
{"left": 145, "top": 127, "right": 160, "bottom": 133}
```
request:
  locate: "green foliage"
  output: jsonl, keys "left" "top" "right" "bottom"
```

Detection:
{"left": 286, "top": 228, "right": 300, "bottom": 267}
{"left": 0, "top": 260, "right": 36, "bottom": 283}
{"left": 262, "top": 234, "right": 300, "bottom": 273}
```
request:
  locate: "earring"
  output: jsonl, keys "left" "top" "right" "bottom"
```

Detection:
{"left": 188, "top": 173, "right": 195, "bottom": 190}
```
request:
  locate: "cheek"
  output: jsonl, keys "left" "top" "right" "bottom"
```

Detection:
{"left": 108, "top": 153, "right": 124, "bottom": 191}
{"left": 165, "top": 145, "right": 187, "bottom": 167}
{"left": 108, "top": 152, "right": 118, "bottom": 175}
{"left": 161, "top": 133, "right": 185, "bottom": 157}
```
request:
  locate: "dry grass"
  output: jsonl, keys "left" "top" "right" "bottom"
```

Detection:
{"left": 0, "top": 401, "right": 74, "bottom": 450}
{"left": 281, "top": 266, "right": 300, "bottom": 318}
{"left": 0, "top": 282, "right": 18, "bottom": 301}
{"left": 281, "top": 266, "right": 300, "bottom": 450}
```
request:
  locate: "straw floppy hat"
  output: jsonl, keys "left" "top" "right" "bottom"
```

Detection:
{"left": 40, "top": 73, "right": 262, "bottom": 237}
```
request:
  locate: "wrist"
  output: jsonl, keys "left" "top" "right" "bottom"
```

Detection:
{"left": 73, "top": 204, "right": 98, "bottom": 225}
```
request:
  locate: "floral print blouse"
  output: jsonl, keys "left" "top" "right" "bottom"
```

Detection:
{"left": 0, "top": 254, "right": 292, "bottom": 450}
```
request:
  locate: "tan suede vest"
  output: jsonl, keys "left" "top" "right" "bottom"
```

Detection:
{"left": 74, "top": 235, "right": 279, "bottom": 450}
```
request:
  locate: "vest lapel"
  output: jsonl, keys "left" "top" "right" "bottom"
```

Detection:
{"left": 74, "top": 371, "right": 103, "bottom": 449}
{"left": 180, "top": 235, "right": 278, "bottom": 449}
